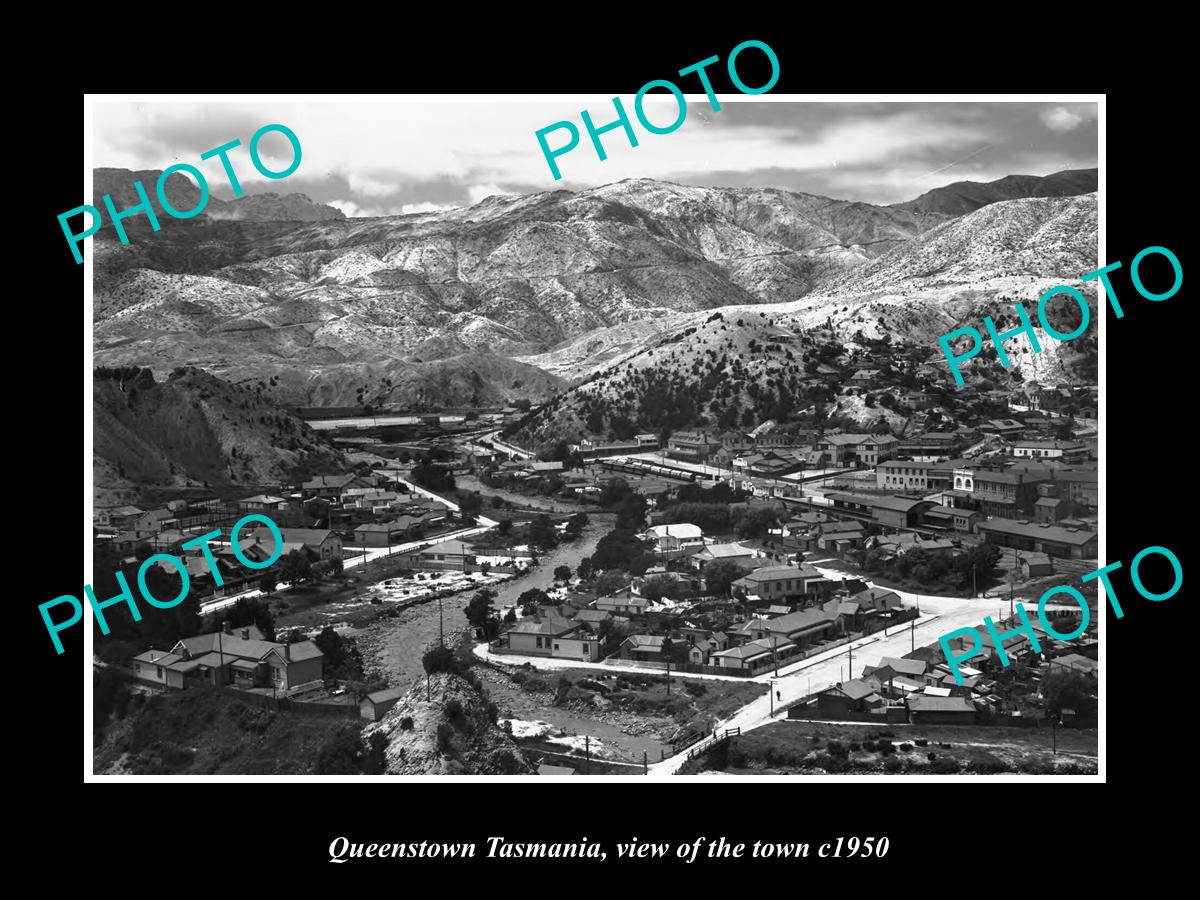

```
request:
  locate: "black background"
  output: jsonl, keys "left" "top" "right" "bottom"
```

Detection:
{"left": 18, "top": 22, "right": 1188, "bottom": 884}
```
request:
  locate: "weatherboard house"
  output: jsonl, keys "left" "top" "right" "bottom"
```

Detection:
{"left": 130, "top": 622, "right": 324, "bottom": 692}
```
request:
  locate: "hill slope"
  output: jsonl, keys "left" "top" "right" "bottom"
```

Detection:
{"left": 93, "top": 366, "right": 345, "bottom": 506}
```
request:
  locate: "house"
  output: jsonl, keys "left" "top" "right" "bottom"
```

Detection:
{"left": 596, "top": 591, "right": 651, "bottom": 616}
{"left": 906, "top": 695, "right": 978, "bottom": 724}
{"left": 864, "top": 656, "right": 928, "bottom": 684}
{"left": 687, "top": 639, "right": 714, "bottom": 665}
{"left": 353, "top": 518, "right": 421, "bottom": 548}
{"left": 398, "top": 539, "right": 476, "bottom": 570}
{"left": 817, "top": 679, "right": 885, "bottom": 717}
{"left": 977, "top": 519, "right": 1098, "bottom": 560}
{"left": 813, "top": 520, "right": 867, "bottom": 554}
{"left": 619, "top": 634, "right": 668, "bottom": 662}
{"left": 238, "top": 494, "right": 290, "bottom": 513}
{"left": 980, "top": 419, "right": 1026, "bottom": 438}
{"left": 251, "top": 526, "right": 343, "bottom": 561}
{"left": 743, "top": 608, "right": 836, "bottom": 649}
{"left": 131, "top": 622, "right": 324, "bottom": 692}
{"left": 360, "top": 687, "right": 406, "bottom": 721}
{"left": 690, "top": 542, "right": 763, "bottom": 572}
{"left": 710, "top": 636, "right": 795, "bottom": 671}
{"left": 532, "top": 460, "right": 565, "bottom": 473}
{"left": 504, "top": 619, "right": 578, "bottom": 656}
{"left": 105, "top": 505, "right": 146, "bottom": 530}
{"left": 642, "top": 523, "right": 705, "bottom": 558}
{"left": 666, "top": 431, "right": 721, "bottom": 462}
{"left": 302, "top": 474, "right": 370, "bottom": 500}
{"left": 537, "top": 764, "right": 576, "bottom": 776}
{"left": 732, "top": 565, "right": 825, "bottom": 603}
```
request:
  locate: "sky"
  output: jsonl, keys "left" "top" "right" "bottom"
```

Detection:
{"left": 93, "top": 99, "right": 1099, "bottom": 217}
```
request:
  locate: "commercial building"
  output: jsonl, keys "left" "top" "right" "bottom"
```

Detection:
{"left": 976, "top": 519, "right": 1098, "bottom": 560}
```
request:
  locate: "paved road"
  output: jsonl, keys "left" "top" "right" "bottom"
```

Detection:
{"left": 648, "top": 569, "right": 1010, "bottom": 776}
{"left": 201, "top": 481, "right": 497, "bottom": 615}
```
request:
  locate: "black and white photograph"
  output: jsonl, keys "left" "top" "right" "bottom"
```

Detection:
{"left": 83, "top": 95, "right": 1104, "bottom": 780}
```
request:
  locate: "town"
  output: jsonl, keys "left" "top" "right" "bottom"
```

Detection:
{"left": 92, "top": 346, "right": 1099, "bottom": 777}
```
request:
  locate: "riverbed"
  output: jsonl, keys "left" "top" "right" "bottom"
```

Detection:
{"left": 358, "top": 516, "right": 612, "bottom": 686}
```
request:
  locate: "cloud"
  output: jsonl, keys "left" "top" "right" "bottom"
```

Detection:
{"left": 1041, "top": 105, "right": 1091, "bottom": 132}
{"left": 467, "top": 183, "right": 515, "bottom": 204}
{"left": 94, "top": 99, "right": 1099, "bottom": 212}
{"left": 400, "top": 200, "right": 460, "bottom": 215}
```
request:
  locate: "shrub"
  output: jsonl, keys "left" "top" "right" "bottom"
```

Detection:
{"left": 877, "top": 739, "right": 895, "bottom": 755}
{"left": 929, "top": 756, "right": 961, "bottom": 774}
{"left": 898, "top": 743, "right": 913, "bottom": 753}
{"left": 399, "top": 716, "right": 414, "bottom": 731}
{"left": 927, "top": 751, "right": 937, "bottom": 762}
{"left": 826, "top": 741, "right": 849, "bottom": 758}
{"left": 849, "top": 742, "right": 861, "bottom": 752}
{"left": 444, "top": 699, "right": 464, "bottom": 721}
{"left": 436, "top": 723, "right": 455, "bottom": 753}
{"left": 422, "top": 645, "right": 459, "bottom": 675}
{"left": 915, "top": 738, "right": 928, "bottom": 747}
{"left": 883, "top": 756, "right": 904, "bottom": 773}
{"left": 970, "top": 753, "right": 1008, "bottom": 774}
{"left": 860, "top": 740, "right": 876, "bottom": 752}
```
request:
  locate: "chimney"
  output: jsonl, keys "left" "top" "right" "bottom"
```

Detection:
{"left": 180, "top": 645, "right": 191, "bottom": 660}
{"left": 240, "top": 628, "right": 250, "bottom": 640}
{"left": 223, "top": 620, "right": 232, "bottom": 635}
{"left": 281, "top": 641, "right": 291, "bottom": 661}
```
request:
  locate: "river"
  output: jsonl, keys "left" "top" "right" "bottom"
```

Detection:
{"left": 357, "top": 516, "right": 612, "bottom": 686}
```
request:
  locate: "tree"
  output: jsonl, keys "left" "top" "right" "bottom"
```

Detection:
{"left": 259, "top": 573, "right": 277, "bottom": 596}
{"left": 327, "top": 555, "right": 343, "bottom": 576}
{"left": 459, "top": 491, "right": 483, "bottom": 518}
{"left": 1041, "top": 670, "right": 1097, "bottom": 717}
{"left": 465, "top": 589, "right": 500, "bottom": 638}
{"left": 314, "top": 627, "right": 365, "bottom": 681}
{"left": 498, "top": 519, "right": 513, "bottom": 536}
{"left": 206, "top": 597, "right": 276, "bottom": 642}
{"left": 703, "top": 561, "right": 750, "bottom": 596}
{"left": 577, "top": 557, "right": 594, "bottom": 581}
{"left": 640, "top": 574, "right": 681, "bottom": 603}
{"left": 592, "top": 569, "right": 631, "bottom": 598}
{"left": 517, "top": 588, "right": 550, "bottom": 615}
{"left": 553, "top": 565, "right": 572, "bottom": 583}
{"left": 528, "top": 515, "right": 558, "bottom": 550}
{"left": 279, "top": 550, "right": 312, "bottom": 586}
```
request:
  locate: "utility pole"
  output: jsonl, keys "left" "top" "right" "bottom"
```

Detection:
{"left": 911, "top": 617, "right": 915, "bottom": 652}
{"left": 848, "top": 640, "right": 853, "bottom": 681}
{"left": 585, "top": 735, "right": 591, "bottom": 775}
{"left": 439, "top": 593, "right": 445, "bottom": 648}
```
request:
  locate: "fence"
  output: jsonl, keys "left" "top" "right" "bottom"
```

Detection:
{"left": 214, "top": 685, "right": 361, "bottom": 719}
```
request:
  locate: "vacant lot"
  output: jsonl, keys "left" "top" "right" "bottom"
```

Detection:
{"left": 681, "top": 720, "right": 1097, "bottom": 775}
{"left": 483, "top": 665, "right": 767, "bottom": 763}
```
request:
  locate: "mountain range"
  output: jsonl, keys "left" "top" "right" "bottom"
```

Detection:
{"left": 91, "top": 167, "right": 1098, "bottom": 470}
{"left": 92, "top": 167, "right": 1096, "bottom": 402}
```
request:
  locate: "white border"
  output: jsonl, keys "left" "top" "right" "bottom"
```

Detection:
{"left": 83, "top": 92, "right": 1105, "bottom": 783}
